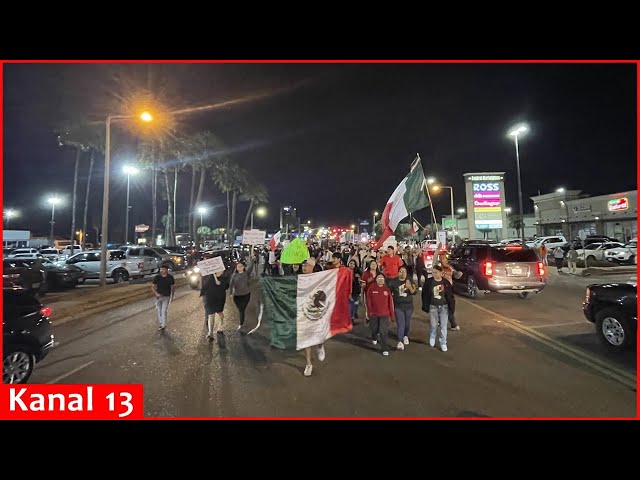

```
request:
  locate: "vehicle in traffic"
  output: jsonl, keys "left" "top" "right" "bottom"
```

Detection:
{"left": 186, "top": 265, "right": 201, "bottom": 289}
{"left": 22, "top": 258, "right": 84, "bottom": 289}
{"left": 583, "top": 282, "right": 637, "bottom": 351}
{"left": 64, "top": 249, "right": 149, "bottom": 283}
{"left": 6, "top": 248, "right": 40, "bottom": 258}
{"left": 3, "top": 287, "right": 55, "bottom": 383}
{"left": 448, "top": 241, "right": 546, "bottom": 299}
{"left": 577, "top": 242, "right": 625, "bottom": 263}
{"left": 39, "top": 248, "right": 61, "bottom": 261}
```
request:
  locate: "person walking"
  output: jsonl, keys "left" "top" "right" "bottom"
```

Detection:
{"left": 365, "top": 273, "right": 395, "bottom": 356}
{"left": 421, "top": 265, "right": 455, "bottom": 352}
{"left": 567, "top": 245, "right": 578, "bottom": 274}
{"left": 435, "top": 252, "right": 462, "bottom": 331}
{"left": 202, "top": 270, "right": 230, "bottom": 341}
{"left": 553, "top": 246, "right": 565, "bottom": 272}
{"left": 379, "top": 245, "right": 403, "bottom": 286}
{"left": 229, "top": 249, "right": 255, "bottom": 332}
{"left": 389, "top": 266, "right": 417, "bottom": 350}
{"left": 347, "top": 259, "right": 362, "bottom": 322}
{"left": 301, "top": 259, "right": 326, "bottom": 376}
{"left": 152, "top": 265, "right": 176, "bottom": 331}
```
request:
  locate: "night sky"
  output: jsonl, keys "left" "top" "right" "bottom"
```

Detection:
{"left": 3, "top": 63, "right": 637, "bottom": 241}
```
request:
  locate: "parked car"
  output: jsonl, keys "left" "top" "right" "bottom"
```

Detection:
{"left": 120, "top": 247, "right": 160, "bottom": 275}
{"left": 6, "top": 248, "right": 40, "bottom": 258}
{"left": 3, "top": 259, "right": 47, "bottom": 294}
{"left": 529, "top": 235, "right": 568, "bottom": 250}
{"left": 22, "top": 258, "right": 84, "bottom": 289}
{"left": 64, "top": 249, "right": 148, "bottom": 283}
{"left": 39, "top": 248, "right": 61, "bottom": 261}
{"left": 577, "top": 242, "right": 625, "bottom": 263}
{"left": 3, "top": 287, "right": 55, "bottom": 383}
{"left": 448, "top": 241, "right": 546, "bottom": 299}
{"left": 583, "top": 282, "right": 637, "bottom": 351}
{"left": 142, "top": 247, "right": 186, "bottom": 271}
{"left": 604, "top": 240, "right": 637, "bottom": 264}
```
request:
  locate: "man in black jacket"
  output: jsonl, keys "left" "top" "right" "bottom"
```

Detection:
{"left": 421, "top": 265, "right": 455, "bottom": 352}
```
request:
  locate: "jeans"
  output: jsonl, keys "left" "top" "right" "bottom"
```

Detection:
{"left": 394, "top": 304, "right": 413, "bottom": 340}
{"left": 155, "top": 295, "right": 171, "bottom": 327}
{"left": 369, "top": 316, "right": 390, "bottom": 352}
{"left": 555, "top": 257, "right": 564, "bottom": 270}
{"left": 349, "top": 297, "right": 359, "bottom": 319}
{"left": 429, "top": 304, "right": 449, "bottom": 347}
{"left": 416, "top": 268, "right": 427, "bottom": 287}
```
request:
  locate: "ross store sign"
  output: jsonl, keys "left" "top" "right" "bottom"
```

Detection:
{"left": 608, "top": 197, "right": 629, "bottom": 212}
{"left": 467, "top": 175, "right": 503, "bottom": 181}
{"left": 473, "top": 182, "right": 503, "bottom": 230}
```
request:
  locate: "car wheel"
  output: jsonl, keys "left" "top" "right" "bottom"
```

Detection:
{"left": 77, "top": 277, "right": 85, "bottom": 284}
{"left": 466, "top": 276, "right": 484, "bottom": 299}
{"left": 587, "top": 255, "right": 596, "bottom": 263}
{"left": 595, "top": 307, "right": 635, "bottom": 351}
{"left": 629, "top": 255, "right": 635, "bottom": 265}
{"left": 112, "top": 270, "right": 129, "bottom": 283}
{"left": 3, "top": 348, "right": 35, "bottom": 384}
{"left": 518, "top": 292, "right": 529, "bottom": 299}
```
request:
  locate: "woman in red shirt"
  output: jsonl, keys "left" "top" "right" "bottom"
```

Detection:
{"left": 365, "top": 273, "right": 396, "bottom": 356}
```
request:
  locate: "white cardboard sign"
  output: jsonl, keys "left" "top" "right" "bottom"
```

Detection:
{"left": 436, "top": 231, "right": 447, "bottom": 249}
{"left": 242, "top": 229, "right": 266, "bottom": 246}
{"left": 382, "top": 235, "right": 397, "bottom": 250}
{"left": 197, "top": 256, "right": 226, "bottom": 276}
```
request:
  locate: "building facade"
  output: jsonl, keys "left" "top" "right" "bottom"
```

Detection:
{"left": 531, "top": 190, "right": 637, "bottom": 243}
{"left": 441, "top": 215, "right": 537, "bottom": 241}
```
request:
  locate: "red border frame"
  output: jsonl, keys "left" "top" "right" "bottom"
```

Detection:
{"left": 0, "top": 59, "right": 637, "bottom": 420}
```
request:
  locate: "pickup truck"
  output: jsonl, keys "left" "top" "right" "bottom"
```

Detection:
{"left": 61, "top": 249, "right": 150, "bottom": 283}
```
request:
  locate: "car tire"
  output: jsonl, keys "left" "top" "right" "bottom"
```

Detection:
{"left": 466, "top": 276, "right": 484, "bottom": 299}
{"left": 587, "top": 255, "right": 597, "bottom": 263}
{"left": 629, "top": 255, "right": 635, "bottom": 265}
{"left": 3, "top": 348, "right": 35, "bottom": 384}
{"left": 595, "top": 307, "right": 635, "bottom": 351}
{"left": 112, "top": 270, "right": 129, "bottom": 283}
{"left": 517, "top": 292, "right": 529, "bottom": 299}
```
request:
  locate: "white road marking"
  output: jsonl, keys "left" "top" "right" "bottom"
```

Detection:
{"left": 458, "top": 297, "right": 636, "bottom": 389}
{"left": 529, "top": 321, "right": 588, "bottom": 329}
{"left": 46, "top": 360, "right": 95, "bottom": 384}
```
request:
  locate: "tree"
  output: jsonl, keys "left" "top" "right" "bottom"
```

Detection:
{"left": 241, "top": 180, "right": 269, "bottom": 230}
{"left": 211, "top": 160, "right": 235, "bottom": 240}
{"left": 229, "top": 164, "right": 249, "bottom": 239}
{"left": 509, "top": 214, "right": 525, "bottom": 239}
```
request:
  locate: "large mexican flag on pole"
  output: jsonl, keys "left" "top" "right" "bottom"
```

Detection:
{"left": 259, "top": 268, "right": 353, "bottom": 350}
{"left": 379, "top": 156, "right": 429, "bottom": 245}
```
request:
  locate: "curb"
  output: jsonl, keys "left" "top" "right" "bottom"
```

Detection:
{"left": 581, "top": 268, "right": 637, "bottom": 277}
{"left": 51, "top": 277, "right": 188, "bottom": 325}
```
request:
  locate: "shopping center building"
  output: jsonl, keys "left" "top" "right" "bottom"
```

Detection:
{"left": 530, "top": 189, "right": 637, "bottom": 243}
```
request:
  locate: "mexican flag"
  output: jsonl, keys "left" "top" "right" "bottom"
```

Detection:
{"left": 259, "top": 267, "right": 353, "bottom": 350}
{"left": 410, "top": 220, "right": 419, "bottom": 235}
{"left": 269, "top": 230, "right": 282, "bottom": 252}
{"left": 379, "top": 157, "right": 429, "bottom": 245}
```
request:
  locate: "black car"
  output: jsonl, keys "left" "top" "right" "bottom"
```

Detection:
{"left": 22, "top": 258, "right": 84, "bottom": 289}
{"left": 3, "top": 259, "right": 47, "bottom": 294}
{"left": 448, "top": 241, "right": 546, "bottom": 299}
{"left": 583, "top": 282, "right": 637, "bottom": 351}
{"left": 3, "top": 287, "right": 55, "bottom": 383}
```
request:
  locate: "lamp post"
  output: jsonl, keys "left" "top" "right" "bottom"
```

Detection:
{"left": 4, "top": 209, "right": 18, "bottom": 229}
{"left": 198, "top": 206, "right": 207, "bottom": 227}
{"left": 252, "top": 206, "right": 267, "bottom": 230}
{"left": 123, "top": 165, "right": 139, "bottom": 245}
{"left": 508, "top": 123, "right": 528, "bottom": 243}
{"left": 100, "top": 111, "right": 153, "bottom": 286}
{"left": 47, "top": 197, "right": 61, "bottom": 245}
{"left": 432, "top": 184, "right": 455, "bottom": 237}
{"left": 373, "top": 211, "right": 379, "bottom": 237}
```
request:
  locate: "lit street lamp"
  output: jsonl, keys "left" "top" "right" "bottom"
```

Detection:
{"left": 508, "top": 123, "right": 529, "bottom": 243}
{"left": 47, "top": 196, "right": 61, "bottom": 245}
{"left": 457, "top": 208, "right": 465, "bottom": 214}
{"left": 373, "top": 211, "right": 379, "bottom": 236}
{"left": 251, "top": 206, "right": 267, "bottom": 229}
{"left": 432, "top": 184, "right": 456, "bottom": 235}
{"left": 198, "top": 206, "right": 208, "bottom": 226}
{"left": 4, "top": 209, "right": 18, "bottom": 228}
{"left": 123, "top": 165, "right": 139, "bottom": 244}
{"left": 100, "top": 111, "right": 153, "bottom": 286}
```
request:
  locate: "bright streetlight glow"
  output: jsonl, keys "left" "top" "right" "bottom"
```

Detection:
{"left": 255, "top": 207, "right": 267, "bottom": 217}
{"left": 505, "top": 207, "right": 512, "bottom": 214}
{"left": 307, "top": 220, "right": 311, "bottom": 224}
{"left": 457, "top": 208, "right": 465, "bottom": 214}
{"left": 374, "top": 211, "right": 379, "bottom": 216}
{"left": 432, "top": 185, "right": 441, "bottom": 192}
{"left": 5, "top": 209, "right": 18, "bottom": 219}
{"left": 426, "top": 177, "right": 436, "bottom": 185}
{"left": 140, "top": 111, "right": 153, "bottom": 122}
{"left": 47, "top": 196, "right": 61, "bottom": 205}
{"left": 556, "top": 187, "right": 565, "bottom": 193}
{"left": 508, "top": 124, "right": 528, "bottom": 137}
{"left": 351, "top": 224, "right": 356, "bottom": 229}
{"left": 123, "top": 165, "right": 139, "bottom": 175}
{"left": 198, "top": 206, "right": 207, "bottom": 215}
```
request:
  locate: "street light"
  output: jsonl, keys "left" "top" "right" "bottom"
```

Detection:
{"left": 47, "top": 196, "right": 61, "bottom": 245}
{"left": 100, "top": 111, "right": 153, "bottom": 286}
{"left": 123, "top": 165, "right": 139, "bottom": 245}
{"left": 426, "top": 177, "right": 436, "bottom": 185}
{"left": 252, "top": 206, "right": 267, "bottom": 229}
{"left": 457, "top": 208, "right": 465, "bottom": 214}
{"left": 505, "top": 207, "right": 512, "bottom": 214}
{"left": 556, "top": 187, "right": 565, "bottom": 193}
{"left": 508, "top": 123, "right": 529, "bottom": 243}
{"left": 197, "top": 206, "right": 208, "bottom": 226}
{"left": 4, "top": 209, "right": 18, "bottom": 228}
{"left": 373, "top": 211, "right": 379, "bottom": 237}
{"left": 432, "top": 184, "right": 456, "bottom": 236}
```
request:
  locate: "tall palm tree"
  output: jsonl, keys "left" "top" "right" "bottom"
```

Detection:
{"left": 241, "top": 180, "right": 269, "bottom": 230}
{"left": 229, "top": 165, "right": 249, "bottom": 240}
{"left": 211, "top": 160, "right": 235, "bottom": 239}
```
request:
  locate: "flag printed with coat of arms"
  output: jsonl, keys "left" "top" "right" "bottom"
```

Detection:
{"left": 259, "top": 267, "right": 353, "bottom": 350}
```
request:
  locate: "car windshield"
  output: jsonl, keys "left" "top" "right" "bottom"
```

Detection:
{"left": 584, "top": 244, "right": 602, "bottom": 250}
{"left": 626, "top": 242, "right": 637, "bottom": 248}
{"left": 491, "top": 248, "right": 539, "bottom": 262}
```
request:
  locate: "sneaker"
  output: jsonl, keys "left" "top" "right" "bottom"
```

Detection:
{"left": 441, "top": 345, "right": 448, "bottom": 352}
{"left": 397, "top": 341, "right": 404, "bottom": 350}
{"left": 450, "top": 325, "right": 461, "bottom": 331}
{"left": 207, "top": 334, "right": 214, "bottom": 342}
{"left": 382, "top": 351, "right": 389, "bottom": 356}
{"left": 304, "top": 364, "right": 313, "bottom": 377}
{"left": 317, "top": 345, "right": 326, "bottom": 362}
{"left": 429, "top": 337, "right": 436, "bottom": 347}
{"left": 372, "top": 340, "right": 378, "bottom": 345}
{"left": 403, "top": 336, "right": 409, "bottom": 345}
{"left": 158, "top": 326, "right": 165, "bottom": 331}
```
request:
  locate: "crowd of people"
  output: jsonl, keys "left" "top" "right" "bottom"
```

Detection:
{"left": 152, "top": 241, "right": 462, "bottom": 377}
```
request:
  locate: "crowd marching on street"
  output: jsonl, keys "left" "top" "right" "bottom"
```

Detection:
{"left": 151, "top": 239, "right": 474, "bottom": 377}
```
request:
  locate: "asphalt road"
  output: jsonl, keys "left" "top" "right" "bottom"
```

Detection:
{"left": 29, "top": 272, "right": 637, "bottom": 418}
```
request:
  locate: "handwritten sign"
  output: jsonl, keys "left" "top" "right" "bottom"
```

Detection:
{"left": 197, "top": 256, "right": 226, "bottom": 276}
{"left": 242, "top": 229, "right": 266, "bottom": 246}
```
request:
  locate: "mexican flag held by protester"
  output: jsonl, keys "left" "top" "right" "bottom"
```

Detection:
{"left": 379, "top": 156, "right": 430, "bottom": 245}
{"left": 259, "top": 267, "right": 353, "bottom": 350}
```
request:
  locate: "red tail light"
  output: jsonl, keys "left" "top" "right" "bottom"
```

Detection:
{"left": 40, "top": 307, "right": 51, "bottom": 317}
{"left": 538, "top": 262, "right": 545, "bottom": 276}
{"left": 484, "top": 261, "right": 493, "bottom": 277}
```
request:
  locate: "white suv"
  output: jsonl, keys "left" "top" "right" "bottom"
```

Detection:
{"left": 604, "top": 240, "right": 637, "bottom": 264}
{"left": 532, "top": 236, "right": 568, "bottom": 250}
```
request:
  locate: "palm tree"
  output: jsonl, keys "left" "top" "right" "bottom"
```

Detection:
{"left": 241, "top": 180, "right": 269, "bottom": 230}
{"left": 211, "top": 160, "right": 235, "bottom": 240}
{"left": 229, "top": 165, "right": 249, "bottom": 240}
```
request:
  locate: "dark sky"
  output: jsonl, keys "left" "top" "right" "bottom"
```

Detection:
{"left": 3, "top": 63, "right": 637, "bottom": 241}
